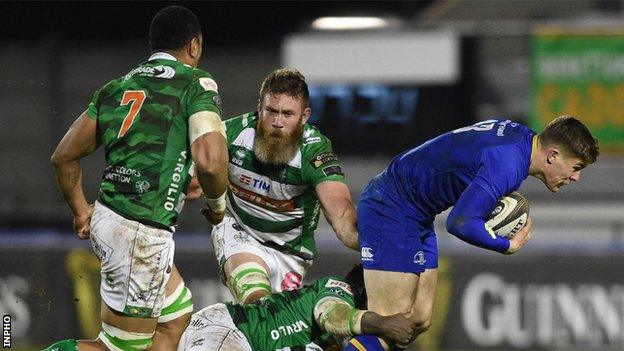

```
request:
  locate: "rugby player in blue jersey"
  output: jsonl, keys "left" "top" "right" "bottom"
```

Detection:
{"left": 346, "top": 116, "right": 599, "bottom": 350}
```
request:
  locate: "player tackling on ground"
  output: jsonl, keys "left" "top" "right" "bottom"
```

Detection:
{"left": 345, "top": 117, "right": 599, "bottom": 350}
{"left": 177, "top": 265, "right": 413, "bottom": 350}
{"left": 47, "top": 6, "right": 228, "bottom": 351}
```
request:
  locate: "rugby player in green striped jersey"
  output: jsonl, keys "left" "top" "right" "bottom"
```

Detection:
{"left": 193, "top": 68, "right": 359, "bottom": 305}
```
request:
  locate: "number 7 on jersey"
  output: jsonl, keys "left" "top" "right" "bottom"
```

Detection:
{"left": 117, "top": 90, "right": 146, "bottom": 138}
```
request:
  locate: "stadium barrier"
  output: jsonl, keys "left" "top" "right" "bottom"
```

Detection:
{"left": 2, "top": 247, "right": 624, "bottom": 350}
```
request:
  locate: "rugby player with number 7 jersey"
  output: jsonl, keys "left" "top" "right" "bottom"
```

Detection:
{"left": 47, "top": 6, "right": 228, "bottom": 351}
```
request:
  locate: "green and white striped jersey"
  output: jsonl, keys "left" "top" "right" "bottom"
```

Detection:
{"left": 86, "top": 52, "right": 222, "bottom": 230}
{"left": 224, "top": 112, "right": 345, "bottom": 259}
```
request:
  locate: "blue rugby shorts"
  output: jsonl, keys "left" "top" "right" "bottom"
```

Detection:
{"left": 357, "top": 177, "right": 438, "bottom": 274}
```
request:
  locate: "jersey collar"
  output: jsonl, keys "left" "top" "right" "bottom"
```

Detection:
{"left": 148, "top": 52, "right": 177, "bottom": 62}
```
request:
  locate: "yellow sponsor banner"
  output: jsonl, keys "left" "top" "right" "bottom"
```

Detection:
{"left": 531, "top": 27, "right": 624, "bottom": 151}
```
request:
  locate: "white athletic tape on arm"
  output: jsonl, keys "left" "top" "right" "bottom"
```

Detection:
{"left": 205, "top": 191, "right": 227, "bottom": 213}
{"left": 314, "top": 297, "right": 357, "bottom": 336}
{"left": 188, "top": 110, "right": 226, "bottom": 144}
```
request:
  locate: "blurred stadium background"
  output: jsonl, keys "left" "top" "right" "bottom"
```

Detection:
{"left": 1, "top": 1, "right": 624, "bottom": 350}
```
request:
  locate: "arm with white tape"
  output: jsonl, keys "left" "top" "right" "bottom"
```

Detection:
{"left": 313, "top": 297, "right": 414, "bottom": 343}
{"left": 189, "top": 111, "right": 229, "bottom": 221}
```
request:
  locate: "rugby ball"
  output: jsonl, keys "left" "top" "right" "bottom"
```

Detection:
{"left": 485, "top": 192, "right": 529, "bottom": 239}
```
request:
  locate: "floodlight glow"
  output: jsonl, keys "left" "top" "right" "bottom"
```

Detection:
{"left": 311, "top": 17, "right": 388, "bottom": 30}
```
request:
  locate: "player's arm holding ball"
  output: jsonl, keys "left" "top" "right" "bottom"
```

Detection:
{"left": 446, "top": 151, "right": 532, "bottom": 254}
{"left": 486, "top": 192, "right": 532, "bottom": 254}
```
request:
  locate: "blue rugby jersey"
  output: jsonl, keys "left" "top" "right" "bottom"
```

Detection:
{"left": 378, "top": 119, "right": 534, "bottom": 253}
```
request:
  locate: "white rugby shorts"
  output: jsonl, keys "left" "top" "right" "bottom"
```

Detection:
{"left": 211, "top": 213, "right": 312, "bottom": 292}
{"left": 90, "top": 201, "right": 175, "bottom": 318}
{"left": 177, "top": 303, "right": 252, "bottom": 351}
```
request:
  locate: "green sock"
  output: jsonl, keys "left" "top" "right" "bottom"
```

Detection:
{"left": 42, "top": 339, "right": 78, "bottom": 351}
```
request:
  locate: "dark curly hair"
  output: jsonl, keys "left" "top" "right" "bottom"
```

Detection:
{"left": 149, "top": 6, "right": 202, "bottom": 52}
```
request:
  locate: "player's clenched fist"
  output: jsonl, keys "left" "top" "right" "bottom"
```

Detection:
{"left": 73, "top": 204, "right": 94, "bottom": 239}
{"left": 371, "top": 312, "right": 415, "bottom": 345}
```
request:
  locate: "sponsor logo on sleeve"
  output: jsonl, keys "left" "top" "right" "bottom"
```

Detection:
{"left": 325, "top": 279, "right": 354, "bottom": 295}
{"left": 303, "top": 129, "right": 322, "bottom": 145}
{"left": 329, "top": 288, "right": 346, "bottom": 297}
{"left": 199, "top": 77, "right": 218, "bottom": 92}
{"left": 322, "top": 165, "right": 343, "bottom": 177}
{"left": 310, "top": 152, "right": 338, "bottom": 169}
{"left": 303, "top": 136, "right": 322, "bottom": 146}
